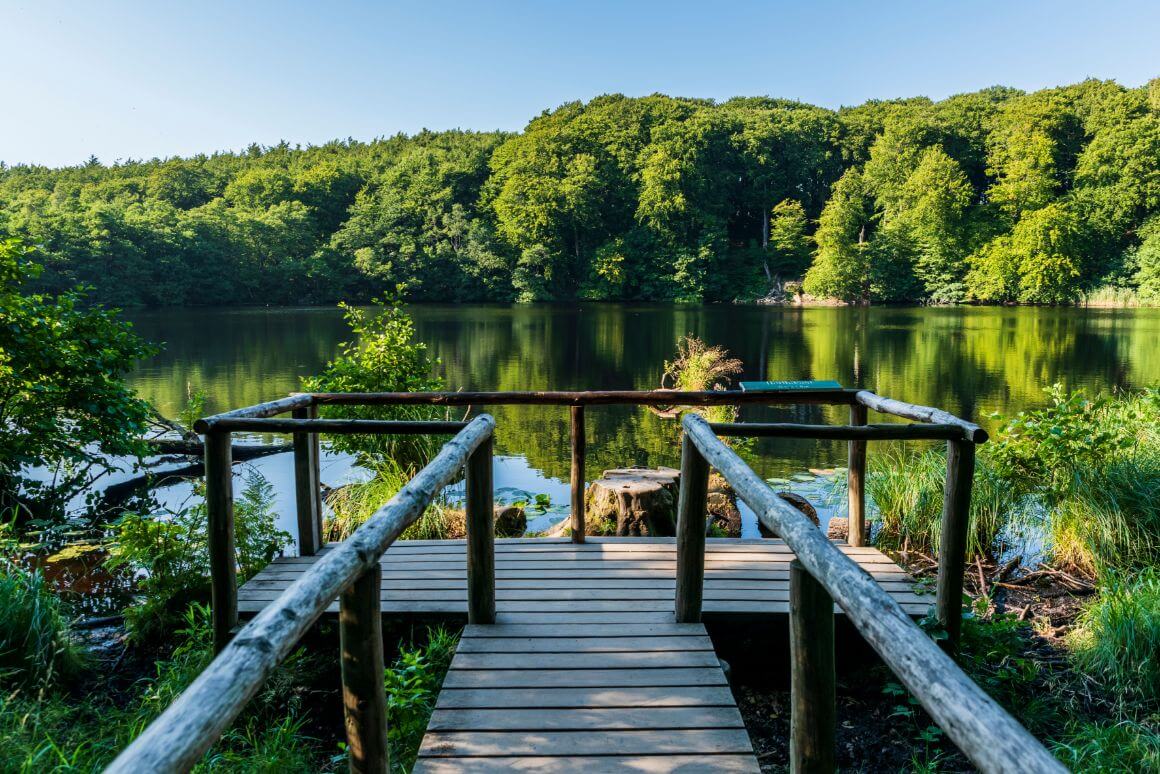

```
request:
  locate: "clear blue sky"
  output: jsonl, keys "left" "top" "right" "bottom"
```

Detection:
{"left": 2, "top": 0, "right": 1157, "bottom": 167}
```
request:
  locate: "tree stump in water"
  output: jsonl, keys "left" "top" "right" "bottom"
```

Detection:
{"left": 586, "top": 467, "right": 679, "bottom": 536}
{"left": 759, "top": 491, "right": 819, "bottom": 538}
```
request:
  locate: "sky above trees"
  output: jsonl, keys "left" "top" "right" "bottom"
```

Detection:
{"left": 1, "top": 0, "right": 1158, "bottom": 166}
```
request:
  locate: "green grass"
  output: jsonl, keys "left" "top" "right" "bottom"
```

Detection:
{"left": 0, "top": 559, "right": 85, "bottom": 689}
{"left": 325, "top": 462, "right": 461, "bottom": 543}
{"left": 1049, "top": 450, "right": 1160, "bottom": 578}
{"left": 0, "top": 604, "right": 332, "bottom": 773}
{"left": 867, "top": 446, "right": 1015, "bottom": 558}
{"left": 1068, "top": 569, "right": 1160, "bottom": 705}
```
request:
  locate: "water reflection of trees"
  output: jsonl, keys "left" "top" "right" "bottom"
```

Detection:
{"left": 128, "top": 305, "right": 1160, "bottom": 481}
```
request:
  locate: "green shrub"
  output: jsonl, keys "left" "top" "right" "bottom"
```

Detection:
{"left": 0, "top": 559, "right": 84, "bottom": 688}
{"left": 989, "top": 385, "right": 1158, "bottom": 502}
{"left": 867, "top": 446, "right": 1015, "bottom": 558}
{"left": 302, "top": 300, "right": 446, "bottom": 470}
{"left": 384, "top": 626, "right": 459, "bottom": 773}
{"left": 1068, "top": 569, "right": 1160, "bottom": 705}
{"left": 107, "top": 470, "right": 290, "bottom": 641}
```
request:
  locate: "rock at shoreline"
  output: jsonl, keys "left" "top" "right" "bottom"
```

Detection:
{"left": 759, "top": 491, "right": 819, "bottom": 538}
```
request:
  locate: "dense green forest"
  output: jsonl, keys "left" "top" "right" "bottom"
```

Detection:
{"left": 2, "top": 78, "right": 1158, "bottom": 306}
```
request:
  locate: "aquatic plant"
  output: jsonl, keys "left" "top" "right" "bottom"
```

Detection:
{"left": 662, "top": 335, "right": 743, "bottom": 425}
{"left": 867, "top": 446, "right": 1015, "bottom": 559}
{"left": 325, "top": 462, "right": 460, "bottom": 542}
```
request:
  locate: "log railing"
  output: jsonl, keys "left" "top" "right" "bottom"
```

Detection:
{"left": 190, "top": 388, "right": 985, "bottom": 651}
{"left": 107, "top": 416, "right": 496, "bottom": 773}
{"left": 675, "top": 413, "right": 1060, "bottom": 774}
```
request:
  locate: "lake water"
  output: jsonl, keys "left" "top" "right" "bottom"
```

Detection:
{"left": 124, "top": 304, "right": 1160, "bottom": 540}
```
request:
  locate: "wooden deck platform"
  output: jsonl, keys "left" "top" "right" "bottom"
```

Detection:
{"left": 239, "top": 538, "right": 927, "bottom": 771}
{"left": 239, "top": 537, "right": 930, "bottom": 620}
{"left": 414, "top": 621, "right": 758, "bottom": 772}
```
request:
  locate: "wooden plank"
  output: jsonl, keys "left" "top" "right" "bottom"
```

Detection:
{"left": 418, "top": 728, "right": 754, "bottom": 757}
{"left": 426, "top": 706, "right": 744, "bottom": 731}
{"left": 450, "top": 650, "right": 721, "bottom": 670}
{"left": 462, "top": 623, "right": 705, "bottom": 638}
{"left": 441, "top": 667, "right": 727, "bottom": 690}
{"left": 456, "top": 635, "right": 714, "bottom": 653}
{"left": 413, "top": 754, "right": 760, "bottom": 773}
{"left": 434, "top": 685, "right": 738, "bottom": 709}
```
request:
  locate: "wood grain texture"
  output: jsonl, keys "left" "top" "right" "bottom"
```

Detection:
{"left": 418, "top": 619, "right": 756, "bottom": 771}
{"left": 847, "top": 403, "right": 868, "bottom": 548}
{"left": 682, "top": 413, "right": 1062, "bottom": 774}
{"left": 937, "top": 439, "right": 976, "bottom": 649}
{"left": 204, "top": 429, "right": 236, "bottom": 654}
{"left": 570, "top": 405, "right": 586, "bottom": 542}
{"left": 855, "top": 390, "right": 988, "bottom": 443}
{"left": 340, "top": 565, "right": 388, "bottom": 774}
{"left": 675, "top": 433, "right": 710, "bottom": 622}
{"left": 790, "top": 560, "right": 836, "bottom": 773}
{"left": 105, "top": 416, "right": 496, "bottom": 774}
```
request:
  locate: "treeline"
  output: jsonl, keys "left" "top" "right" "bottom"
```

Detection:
{"left": 1, "top": 78, "right": 1158, "bottom": 306}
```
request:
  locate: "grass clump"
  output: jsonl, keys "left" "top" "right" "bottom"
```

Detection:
{"left": 867, "top": 446, "right": 1014, "bottom": 558}
{"left": 0, "top": 559, "right": 85, "bottom": 689}
{"left": 662, "top": 335, "right": 743, "bottom": 424}
{"left": 384, "top": 626, "right": 459, "bottom": 773}
{"left": 325, "top": 463, "right": 461, "bottom": 543}
{"left": 1068, "top": 569, "right": 1160, "bottom": 705}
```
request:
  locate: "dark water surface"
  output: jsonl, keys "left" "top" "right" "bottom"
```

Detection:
{"left": 124, "top": 304, "right": 1160, "bottom": 537}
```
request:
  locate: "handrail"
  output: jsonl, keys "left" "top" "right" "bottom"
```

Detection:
{"left": 106, "top": 415, "right": 497, "bottom": 774}
{"left": 678, "top": 414, "right": 1062, "bottom": 774}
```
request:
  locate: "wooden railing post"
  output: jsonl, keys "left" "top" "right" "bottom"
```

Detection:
{"left": 937, "top": 439, "right": 976, "bottom": 650}
{"left": 340, "top": 564, "right": 389, "bottom": 774}
{"left": 675, "top": 432, "right": 710, "bottom": 623}
{"left": 293, "top": 404, "right": 323, "bottom": 555}
{"left": 205, "top": 429, "right": 237, "bottom": 654}
{"left": 790, "top": 559, "right": 836, "bottom": 774}
{"left": 570, "top": 405, "right": 586, "bottom": 543}
{"left": 847, "top": 403, "right": 867, "bottom": 546}
{"left": 466, "top": 433, "right": 496, "bottom": 624}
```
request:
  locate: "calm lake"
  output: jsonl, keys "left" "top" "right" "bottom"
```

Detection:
{"left": 124, "top": 304, "right": 1160, "bottom": 538}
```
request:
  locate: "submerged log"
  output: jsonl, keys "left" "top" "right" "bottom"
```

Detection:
{"left": 585, "top": 467, "right": 679, "bottom": 536}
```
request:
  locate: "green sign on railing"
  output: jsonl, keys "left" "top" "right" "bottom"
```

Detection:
{"left": 739, "top": 380, "right": 843, "bottom": 391}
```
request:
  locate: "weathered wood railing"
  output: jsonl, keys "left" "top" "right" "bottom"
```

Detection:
{"left": 192, "top": 387, "right": 985, "bottom": 651}
{"left": 106, "top": 415, "right": 496, "bottom": 774}
{"left": 675, "top": 413, "right": 1061, "bottom": 774}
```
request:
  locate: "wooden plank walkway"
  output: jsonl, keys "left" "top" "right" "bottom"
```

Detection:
{"left": 413, "top": 621, "right": 759, "bottom": 772}
{"left": 239, "top": 537, "right": 930, "bottom": 620}
{"left": 239, "top": 537, "right": 926, "bottom": 771}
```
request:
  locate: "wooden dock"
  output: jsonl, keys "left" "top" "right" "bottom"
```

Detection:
{"left": 239, "top": 537, "right": 930, "bottom": 619}
{"left": 239, "top": 537, "right": 927, "bottom": 772}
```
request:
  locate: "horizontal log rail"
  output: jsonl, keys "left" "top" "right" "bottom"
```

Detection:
{"left": 106, "top": 415, "right": 496, "bottom": 774}
{"left": 856, "top": 390, "right": 987, "bottom": 443}
{"left": 678, "top": 414, "right": 1061, "bottom": 774}
{"left": 707, "top": 421, "right": 964, "bottom": 441}
{"left": 200, "top": 418, "right": 470, "bottom": 435}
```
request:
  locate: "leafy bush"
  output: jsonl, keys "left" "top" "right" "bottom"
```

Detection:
{"left": 988, "top": 385, "right": 1155, "bottom": 501}
{"left": 0, "top": 237, "right": 157, "bottom": 522}
{"left": 107, "top": 470, "right": 290, "bottom": 640}
{"left": 302, "top": 300, "right": 446, "bottom": 470}
{"left": 867, "top": 446, "right": 1015, "bottom": 558}
{"left": 1068, "top": 569, "right": 1160, "bottom": 705}
{"left": 384, "top": 627, "right": 459, "bottom": 773}
{"left": 0, "top": 559, "right": 85, "bottom": 688}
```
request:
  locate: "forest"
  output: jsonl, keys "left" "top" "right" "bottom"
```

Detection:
{"left": 1, "top": 77, "right": 1158, "bottom": 307}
